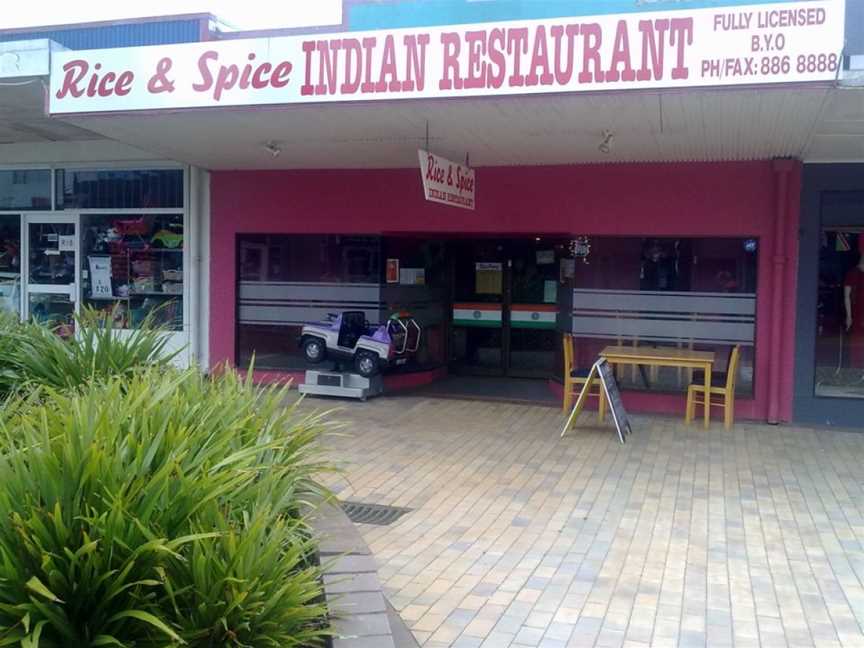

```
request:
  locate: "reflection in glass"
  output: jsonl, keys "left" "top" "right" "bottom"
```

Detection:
{"left": 569, "top": 236, "right": 758, "bottom": 396}
{"left": 56, "top": 169, "right": 183, "bottom": 210}
{"left": 0, "top": 170, "right": 51, "bottom": 210}
{"left": 815, "top": 229, "right": 864, "bottom": 398}
{"left": 28, "top": 293, "right": 74, "bottom": 329}
{"left": 238, "top": 235, "right": 380, "bottom": 283}
{"left": 0, "top": 216, "right": 21, "bottom": 315}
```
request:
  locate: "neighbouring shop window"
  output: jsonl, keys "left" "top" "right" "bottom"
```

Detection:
{"left": 568, "top": 236, "right": 758, "bottom": 396}
{"left": 0, "top": 216, "right": 21, "bottom": 315}
{"left": 0, "top": 170, "right": 51, "bottom": 210}
{"left": 56, "top": 169, "right": 183, "bottom": 210}
{"left": 815, "top": 204, "right": 864, "bottom": 398}
{"left": 80, "top": 214, "right": 184, "bottom": 330}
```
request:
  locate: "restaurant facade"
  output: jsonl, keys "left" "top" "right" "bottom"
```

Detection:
{"left": 1, "top": 0, "right": 862, "bottom": 424}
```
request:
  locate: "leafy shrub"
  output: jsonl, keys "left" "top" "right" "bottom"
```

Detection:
{"left": 0, "top": 368, "right": 333, "bottom": 647}
{"left": 0, "top": 307, "right": 175, "bottom": 395}
{"left": 0, "top": 312, "right": 24, "bottom": 395}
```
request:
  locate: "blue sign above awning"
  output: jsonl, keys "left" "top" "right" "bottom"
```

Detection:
{"left": 347, "top": 0, "right": 818, "bottom": 31}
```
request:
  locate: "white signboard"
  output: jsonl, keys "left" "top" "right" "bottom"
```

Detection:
{"left": 49, "top": 0, "right": 844, "bottom": 114}
{"left": 419, "top": 149, "right": 475, "bottom": 210}
{"left": 88, "top": 256, "right": 113, "bottom": 298}
{"left": 58, "top": 235, "right": 75, "bottom": 252}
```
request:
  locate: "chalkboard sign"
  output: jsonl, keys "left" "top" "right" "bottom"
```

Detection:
{"left": 561, "top": 358, "right": 632, "bottom": 444}
{"left": 596, "top": 359, "right": 631, "bottom": 443}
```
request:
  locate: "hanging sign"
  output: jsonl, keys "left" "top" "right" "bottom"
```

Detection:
{"left": 49, "top": 0, "right": 845, "bottom": 115}
{"left": 561, "top": 358, "right": 632, "bottom": 444}
{"left": 418, "top": 150, "right": 475, "bottom": 210}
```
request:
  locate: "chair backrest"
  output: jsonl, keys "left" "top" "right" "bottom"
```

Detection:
{"left": 725, "top": 345, "right": 741, "bottom": 393}
{"left": 562, "top": 333, "right": 574, "bottom": 377}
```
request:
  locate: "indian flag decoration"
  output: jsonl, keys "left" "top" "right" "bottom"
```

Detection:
{"left": 511, "top": 304, "right": 558, "bottom": 330}
{"left": 453, "top": 303, "right": 502, "bottom": 328}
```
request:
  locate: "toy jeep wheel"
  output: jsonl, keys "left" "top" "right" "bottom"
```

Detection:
{"left": 302, "top": 337, "right": 326, "bottom": 364}
{"left": 354, "top": 351, "right": 379, "bottom": 377}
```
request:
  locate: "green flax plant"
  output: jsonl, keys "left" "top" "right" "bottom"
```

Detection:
{"left": 0, "top": 307, "right": 175, "bottom": 395}
{"left": 0, "top": 368, "right": 334, "bottom": 647}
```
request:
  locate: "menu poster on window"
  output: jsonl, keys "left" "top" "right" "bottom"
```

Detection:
{"left": 88, "top": 256, "right": 113, "bottom": 298}
{"left": 543, "top": 280, "right": 557, "bottom": 303}
{"left": 400, "top": 268, "right": 426, "bottom": 285}
{"left": 536, "top": 250, "right": 555, "bottom": 265}
{"left": 475, "top": 262, "right": 502, "bottom": 295}
{"left": 560, "top": 258, "right": 576, "bottom": 281}
{"left": 386, "top": 258, "right": 399, "bottom": 283}
{"left": 59, "top": 235, "right": 75, "bottom": 252}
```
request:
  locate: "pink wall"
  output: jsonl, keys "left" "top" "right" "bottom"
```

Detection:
{"left": 210, "top": 160, "right": 802, "bottom": 421}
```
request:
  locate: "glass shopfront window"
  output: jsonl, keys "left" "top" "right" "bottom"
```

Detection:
{"left": 0, "top": 216, "right": 21, "bottom": 315}
{"left": 80, "top": 214, "right": 184, "bottom": 330}
{"left": 56, "top": 169, "right": 183, "bottom": 210}
{"left": 237, "top": 235, "right": 382, "bottom": 370}
{"left": 815, "top": 225, "right": 864, "bottom": 398}
{"left": 239, "top": 234, "right": 380, "bottom": 284}
{"left": 0, "top": 167, "right": 187, "bottom": 337}
{"left": 568, "top": 236, "right": 758, "bottom": 396}
{"left": 796, "top": 177, "right": 864, "bottom": 423}
{"left": 236, "top": 235, "right": 448, "bottom": 372}
{"left": 0, "top": 170, "right": 51, "bottom": 211}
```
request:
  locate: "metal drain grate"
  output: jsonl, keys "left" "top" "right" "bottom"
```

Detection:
{"left": 340, "top": 501, "right": 412, "bottom": 526}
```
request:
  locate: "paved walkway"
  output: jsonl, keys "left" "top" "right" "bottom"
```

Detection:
{"left": 314, "top": 395, "right": 864, "bottom": 648}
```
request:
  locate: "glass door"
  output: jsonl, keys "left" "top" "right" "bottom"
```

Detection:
{"left": 449, "top": 238, "right": 566, "bottom": 378}
{"left": 508, "top": 239, "right": 562, "bottom": 378}
{"left": 25, "top": 215, "right": 77, "bottom": 329}
{"left": 451, "top": 240, "right": 507, "bottom": 375}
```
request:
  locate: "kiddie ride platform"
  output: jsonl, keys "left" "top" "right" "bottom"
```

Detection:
{"left": 298, "top": 369, "right": 384, "bottom": 401}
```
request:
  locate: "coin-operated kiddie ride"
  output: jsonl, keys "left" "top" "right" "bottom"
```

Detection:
{"left": 298, "top": 311, "right": 421, "bottom": 400}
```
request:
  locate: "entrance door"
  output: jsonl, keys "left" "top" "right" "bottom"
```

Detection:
{"left": 24, "top": 215, "right": 77, "bottom": 328}
{"left": 452, "top": 240, "right": 507, "bottom": 375}
{"left": 451, "top": 239, "right": 563, "bottom": 377}
{"left": 507, "top": 239, "right": 560, "bottom": 378}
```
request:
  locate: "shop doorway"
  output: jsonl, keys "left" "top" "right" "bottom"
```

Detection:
{"left": 450, "top": 238, "right": 567, "bottom": 378}
{"left": 23, "top": 214, "right": 78, "bottom": 327}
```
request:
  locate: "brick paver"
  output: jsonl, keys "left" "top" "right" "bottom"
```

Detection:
{"left": 314, "top": 395, "right": 864, "bottom": 648}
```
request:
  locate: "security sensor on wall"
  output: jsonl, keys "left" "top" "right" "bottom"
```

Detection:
{"left": 599, "top": 129, "right": 614, "bottom": 154}
{"left": 263, "top": 141, "right": 281, "bottom": 158}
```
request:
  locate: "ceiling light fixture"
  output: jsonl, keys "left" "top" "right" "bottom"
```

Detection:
{"left": 598, "top": 129, "right": 614, "bottom": 155}
{"left": 263, "top": 141, "right": 281, "bottom": 158}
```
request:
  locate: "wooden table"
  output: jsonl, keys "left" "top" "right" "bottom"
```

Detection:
{"left": 599, "top": 345, "right": 716, "bottom": 429}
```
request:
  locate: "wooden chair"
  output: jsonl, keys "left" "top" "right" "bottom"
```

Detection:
{"left": 685, "top": 345, "right": 741, "bottom": 430}
{"left": 562, "top": 333, "right": 600, "bottom": 413}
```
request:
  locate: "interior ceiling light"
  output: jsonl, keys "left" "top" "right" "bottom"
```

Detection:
{"left": 263, "top": 141, "right": 281, "bottom": 158}
{"left": 599, "top": 129, "right": 614, "bottom": 155}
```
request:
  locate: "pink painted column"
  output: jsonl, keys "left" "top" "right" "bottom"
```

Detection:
{"left": 768, "top": 159, "right": 794, "bottom": 424}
